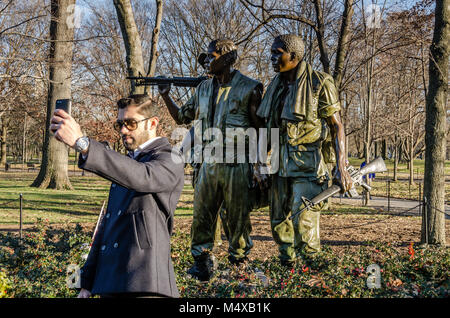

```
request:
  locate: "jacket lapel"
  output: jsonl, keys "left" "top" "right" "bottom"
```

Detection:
{"left": 134, "top": 137, "right": 169, "bottom": 162}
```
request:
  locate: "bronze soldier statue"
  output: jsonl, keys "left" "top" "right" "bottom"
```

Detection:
{"left": 180, "top": 126, "right": 228, "bottom": 246}
{"left": 257, "top": 34, "right": 352, "bottom": 266}
{"left": 159, "top": 39, "right": 263, "bottom": 280}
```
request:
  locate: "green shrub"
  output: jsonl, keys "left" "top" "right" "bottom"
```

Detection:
{"left": 0, "top": 218, "right": 91, "bottom": 298}
{"left": 171, "top": 232, "right": 450, "bottom": 298}
{"left": 0, "top": 269, "right": 11, "bottom": 298}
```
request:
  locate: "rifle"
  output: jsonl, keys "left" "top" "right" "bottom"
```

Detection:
{"left": 127, "top": 76, "right": 209, "bottom": 87}
{"left": 289, "top": 156, "right": 387, "bottom": 220}
{"left": 128, "top": 53, "right": 210, "bottom": 88}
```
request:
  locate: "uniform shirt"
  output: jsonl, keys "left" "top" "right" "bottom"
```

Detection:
{"left": 257, "top": 61, "right": 341, "bottom": 179}
{"left": 177, "top": 70, "right": 262, "bottom": 164}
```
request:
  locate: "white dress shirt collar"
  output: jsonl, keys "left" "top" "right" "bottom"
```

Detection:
{"left": 129, "top": 136, "right": 161, "bottom": 159}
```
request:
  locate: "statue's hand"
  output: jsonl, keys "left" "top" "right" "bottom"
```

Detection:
{"left": 253, "top": 163, "right": 269, "bottom": 190}
{"left": 157, "top": 76, "right": 171, "bottom": 96}
{"left": 335, "top": 163, "right": 353, "bottom": 193}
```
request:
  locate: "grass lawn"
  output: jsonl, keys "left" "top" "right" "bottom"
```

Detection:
{"left": 1, "top": 161, "right": 449, "bottom": 226}
{"left": 0, "top": 172, "right": 195, "bottom": 226}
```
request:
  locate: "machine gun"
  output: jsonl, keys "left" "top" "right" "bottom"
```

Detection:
{"left": 127, "top": 76, "right": 209, "bottom": 87}
{"left": 127, "top": 53, "right": 209, "bottom": 88}
{"left": 289, "top": 156, "right": 387, "bottom": 220}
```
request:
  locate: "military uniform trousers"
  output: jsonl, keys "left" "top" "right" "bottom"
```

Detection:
{"left": 270, "top": 174, "right": 327, "bottom": 262}
{"left": 191, "top": 162, "right": 253, "bottom": 260}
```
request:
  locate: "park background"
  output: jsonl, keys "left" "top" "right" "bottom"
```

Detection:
{"left": 0, "top": 0, "right": 448, "bottom": 298}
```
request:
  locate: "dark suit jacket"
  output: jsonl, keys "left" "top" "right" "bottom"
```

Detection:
{"left": 78, "top": 137, "right": 184, "bottom": 297}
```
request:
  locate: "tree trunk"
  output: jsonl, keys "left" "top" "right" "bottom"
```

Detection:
{"left": 364, "top": 44, "right": 375, "bottom": 204}
{"left": 147, "top": 0, "right": 163, "bottom": 78}
{"left": 144, "top": 0, "right": 164, "bottom": 96}
{"left": 113, "top": 0, "right": 146, "bottom": 95}
{"left": 31, "top": 0, "right": 75, "bottom": 190}
{"left": 354, "top": 133, "right": 362, "bottom": 158}
{"left": 409, "top": 136, "right": 415, "bottom": 186}
{"left": 398, "top": 141, "right": 404, "bottom": 163}
{"left": 313, "top": 0, "right": 330, "bottom": 74}
{"left": 393, "top": 143, "right": 398, "bottom": 181}
{"left": 0, "top": 121, "right": 6, "bottom": 169}
{"left": 421, "top": 0, "right": 448, "bottom": 246}
{"left": 22, "top": 115, "right": 26, "bottom": 171}
{"left": 333, "top": 0, "right": 354, "bottom": 90}
{"left": 362, "top": 3, "right": 377, "bottom": 205}
{"left": 382, "top": 139, "right": 387, "bottom": 160}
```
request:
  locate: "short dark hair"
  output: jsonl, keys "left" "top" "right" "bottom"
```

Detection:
{"left": 117, "top": 94, "right": 157, "bottom": 118}
{"left": 209, "top": 38, "right": 238, "bottom": 65}
{"left": 274, "top": 34, "right": 305, "bottom": 60}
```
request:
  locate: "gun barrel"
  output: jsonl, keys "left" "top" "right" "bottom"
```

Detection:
{"left": 310, "top": 184, "right": 342, "bottom": 205}
{"left": 360, "top": 180, "right": 372, "bottom": 192}
{"left": 127, "top": 76, "right": 208, "bottom": 87}
{"left": 289, "top": 184, "right": 341, "bottom": 219}
{"left": 289, "top": 158, "right": 387, "bottom": 220}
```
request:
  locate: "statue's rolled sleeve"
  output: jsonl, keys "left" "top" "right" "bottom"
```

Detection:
{"left": 318, "top": 77, "right": 341, "bottom": 119}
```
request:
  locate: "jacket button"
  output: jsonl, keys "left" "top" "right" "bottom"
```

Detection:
{"left": 101, "top": 245, "right": 106, "bottom": 251}
{"left": 112, "top": 183, "right": 116, "bottom": 188}
{"left": 113, "top": 243, "right": 119, "bottom": 248}
{"left": 117, "top": 210, "right": 121, "bottom": 216}
{"left": 106, "top": 213, "right": 110, "bottom": 218}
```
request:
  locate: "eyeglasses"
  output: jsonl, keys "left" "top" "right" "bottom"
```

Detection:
{"left": 114, "top": 118, "right": 151, "bottom": 132}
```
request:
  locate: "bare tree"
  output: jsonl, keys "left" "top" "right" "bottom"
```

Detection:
{"left": 422, "top": 0, "right": 448, "bottom": 245}
{"left": 113, "top": 0, "right": 146, "bottom": 95}
{"left": 146, "top": 0, "right": 163, "bottom": 78}
{"left": 32, "top": 0, "right": 76, "bottom": 189}
{"left": 0, "top": 0, "right": 48, "bottom": 169}
{"left": 333, "top": 0, "right": 354, "bottom": 90}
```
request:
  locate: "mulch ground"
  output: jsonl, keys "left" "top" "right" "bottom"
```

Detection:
{"left": 173, "top": 213, "right": 450, "bottom": 260}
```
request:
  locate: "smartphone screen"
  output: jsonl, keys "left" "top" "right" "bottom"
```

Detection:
{"left": 55, "top": 99, "right": 72, "bottom": 115}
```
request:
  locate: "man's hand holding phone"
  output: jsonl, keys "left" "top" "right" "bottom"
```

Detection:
{"left": 50, "top": 100, "right": 83, "bottom": 149}
{"left": 55, "top": 99, "right": 72, "bottom": 115}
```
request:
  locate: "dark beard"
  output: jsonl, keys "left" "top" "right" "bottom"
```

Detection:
{"left": 122, "top": 136, "right": 137, "bottom": 151}
{"left": 122, "top": 131, "right": 150, "bottom": 151}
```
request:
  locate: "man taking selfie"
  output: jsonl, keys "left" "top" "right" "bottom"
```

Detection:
{"left": 50, "top": 94, "right": 184, "bottom": 298}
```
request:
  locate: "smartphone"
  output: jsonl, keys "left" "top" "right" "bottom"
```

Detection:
{"left": 55, "top": 99, "right": 72, "bottom": 115}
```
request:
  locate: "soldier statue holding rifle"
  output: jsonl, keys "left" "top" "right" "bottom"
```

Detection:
{"left": 257, "top": 34, "right": 353, "bottom": 267}
{"left": 158, "top": 39, "right": 264, "bottom": 281}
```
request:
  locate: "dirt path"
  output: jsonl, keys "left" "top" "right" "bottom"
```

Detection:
{"left": 334, "top": 195, "right": 450, "bottom": 218}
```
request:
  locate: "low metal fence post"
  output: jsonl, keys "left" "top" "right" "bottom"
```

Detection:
{"left": 387, "top": 180, "right": 391, "bottom": 212}
{"left": 19, "top": 193, "right": 23, "bottom": 242}
{"left": 423, "top": 196, "right": 428, "bottom": 244}
{"left": 418, "top": 183, "right": 422, "bottom": 215}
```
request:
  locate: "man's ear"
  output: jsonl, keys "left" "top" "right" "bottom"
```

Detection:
{"left": 149, "top": 117, "right": 159, "bottom": 131}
